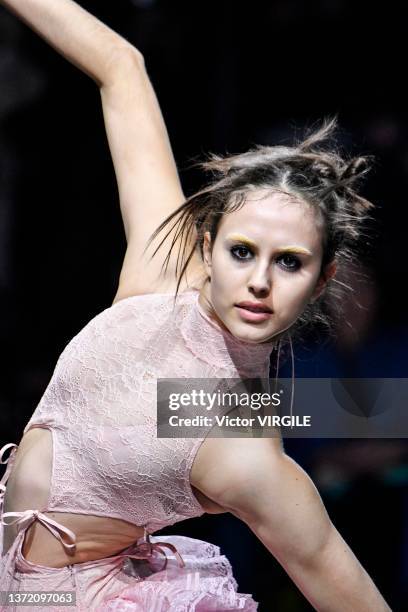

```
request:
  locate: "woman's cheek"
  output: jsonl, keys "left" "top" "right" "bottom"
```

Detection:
{"left": 276, "top": 283, "right": 309, "bottom": 320}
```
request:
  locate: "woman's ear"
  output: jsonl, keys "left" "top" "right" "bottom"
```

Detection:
{"left": 311, "top": 260, "right": 337, "bottom": 302}
{"left": 202, "top": 231, "right": 212, "bottom": 277}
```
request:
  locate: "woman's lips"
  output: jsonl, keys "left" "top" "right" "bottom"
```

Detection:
{"left": 235, "top": 305, "right": 273, "bottom": 322}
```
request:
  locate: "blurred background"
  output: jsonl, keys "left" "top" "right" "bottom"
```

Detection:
{"left": 0, "top": 0, "right": 407, "bottom": 609}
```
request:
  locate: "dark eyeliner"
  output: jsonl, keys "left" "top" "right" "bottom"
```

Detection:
{"left": 230, "top": 244, "right": 302, "bottom": 271}
{"left": 230, "top": 244, "right": 253, "bottom": 261}
{"left": 277, "top": 253, "right": 301, "bottom": 272}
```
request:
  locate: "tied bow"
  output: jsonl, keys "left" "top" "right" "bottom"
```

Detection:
{"left": 119, "top": 526, "right": 185, "bottom": 572}
{"left": 1, "top": 509, "right": 77, "bottom": 551}
{"left": 0, "top": 443, "right": 77, "bottom": 555}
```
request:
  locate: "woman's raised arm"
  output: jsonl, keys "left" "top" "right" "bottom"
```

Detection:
{"left": 1, "top": 0, "right": 200, "bottom": 297}
{"left": 1, "top": 0, "right": 135, "bottom": 84}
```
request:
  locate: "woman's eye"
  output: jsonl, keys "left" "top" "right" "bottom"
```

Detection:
{"left": 277, "top": 254, "right": 301, "bottom": 272}
{"left": 230, "top": 245, "right": 253, "bottom": 260}
{"left": 230, "top": 246, "right": 301, "bottom": 271}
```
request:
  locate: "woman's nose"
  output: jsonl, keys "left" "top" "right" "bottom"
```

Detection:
{"left": 247, "top": 269, "right": 271, "bottom": 295}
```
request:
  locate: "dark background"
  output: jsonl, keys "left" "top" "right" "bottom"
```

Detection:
{"left": 0, "top": 1, "right": 407, "bottom": 609}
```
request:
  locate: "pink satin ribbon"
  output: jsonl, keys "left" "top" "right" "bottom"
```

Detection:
{"left": 1, "top": 509, "right": 77, "bottom": 551}
{"left": 0, "top": 443, "right": 18, "bottom": 516}
{"left": 114, "top": 527, "right": 186, "bottom": 571}
{"left": 1, "top": 445, "right": 77, "bottom": 551}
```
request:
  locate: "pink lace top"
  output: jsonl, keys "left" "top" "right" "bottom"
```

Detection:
{"left": 1, "top": 289, "right": 275, "bottom": 561}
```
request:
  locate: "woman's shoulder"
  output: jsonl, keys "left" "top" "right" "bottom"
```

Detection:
{"left": 54, "top": 289, "right": 200, "bottom": 372}
{"left": 85, "top": 287, "right": 199, "bottom": 334}
{"left": 110, "top": 287, "right": 198, "bottom": 309}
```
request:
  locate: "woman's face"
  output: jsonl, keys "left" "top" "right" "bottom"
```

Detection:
{"left": 200, "top": 190, "right": 337, "bottom": 344}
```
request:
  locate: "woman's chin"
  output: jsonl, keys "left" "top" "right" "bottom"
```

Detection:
{"left": 229, "top": 322, "right": 274, "bottom": 345}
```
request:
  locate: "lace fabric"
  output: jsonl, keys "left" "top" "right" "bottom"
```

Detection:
{"left": 9, "top": 290, "right": 274, "bottom": 534}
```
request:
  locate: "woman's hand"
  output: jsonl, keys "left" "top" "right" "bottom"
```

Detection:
{"left": 192, "top": 437, "right": 392, "bottom": 611}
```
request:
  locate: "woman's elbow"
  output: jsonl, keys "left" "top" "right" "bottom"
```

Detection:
{"left": 119, "top": 44, "right": 145, "bottom": 70}
{"left": 101, "top": 44, "right": 145, "bottom": 87}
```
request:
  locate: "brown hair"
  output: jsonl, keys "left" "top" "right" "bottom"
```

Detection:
{"left": 145, "top": 116, "right": 376, "bottom": 346}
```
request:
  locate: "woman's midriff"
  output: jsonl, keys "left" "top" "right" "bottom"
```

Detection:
{"left": 18, "top": 512, "right": 146, "bottom": 568}
{"left": 2, "top": 428, "right": 146, "bottom": 568}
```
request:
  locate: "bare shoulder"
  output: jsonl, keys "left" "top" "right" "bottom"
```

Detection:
{"left": 190, "top": 436, "right": 284, "bottom": 514}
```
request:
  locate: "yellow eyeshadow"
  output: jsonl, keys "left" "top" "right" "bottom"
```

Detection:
{"left": 278, "top": 246, "right": 313, "bottom": 256}
{"left": 227, "top": 234, "right": 257, "bottom": 248}
{"left": 227, "top": 234, "right": 312, "bottom": 256}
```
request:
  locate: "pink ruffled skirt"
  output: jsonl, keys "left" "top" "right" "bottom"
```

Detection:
{"left": 0, "top": 533, "right": 258, "bottom": 611}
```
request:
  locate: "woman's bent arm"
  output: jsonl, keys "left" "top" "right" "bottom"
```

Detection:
{"left": 0, "top": 0, "right": 135, "bottom": 86}
{"left": 196, "top": 440, "right": 391, "bottom": 611}
{"left": 1, "top": 0, "right": 196, "bottom": 294}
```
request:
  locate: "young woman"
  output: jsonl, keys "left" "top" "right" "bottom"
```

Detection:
{"left": 0, "top": 1, "right": 391, "bottom": 610}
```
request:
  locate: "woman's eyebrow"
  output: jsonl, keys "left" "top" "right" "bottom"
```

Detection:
{"left": 226, "top": 233, "right": 257, "bottom": 248}
{"left": 277, "top": 245, "right": 313, "bottom": 256}
{"left": 226, "top": 233, "right": 313, "bottom": 256}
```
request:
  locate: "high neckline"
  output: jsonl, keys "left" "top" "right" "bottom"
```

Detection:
{"left": 178, "top": 289, "right": 275, "bottom": 377}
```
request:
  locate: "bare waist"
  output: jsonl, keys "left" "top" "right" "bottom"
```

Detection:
{"left": 3, "top": 510, "right": 146, "bottom": 568}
